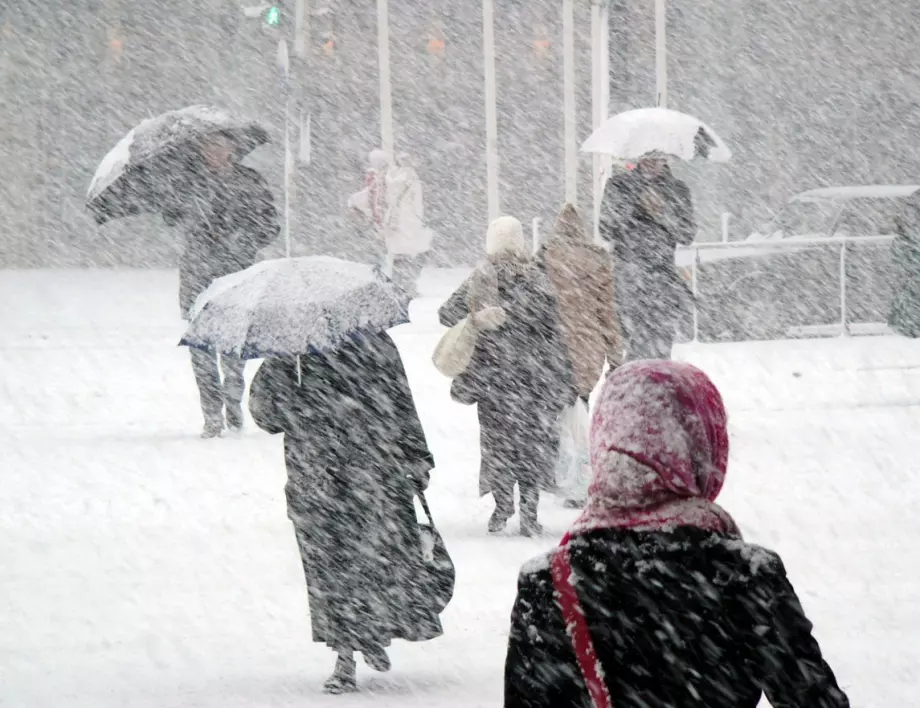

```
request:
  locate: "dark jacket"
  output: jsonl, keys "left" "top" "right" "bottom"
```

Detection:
{"left": 505, "top": 528, "right": 850, "bottom": 708}
{"left": 171, "top": 163, "right": 279, "bottom": 316}
{"left": 248, "top": 333, "right": 442, "bottom": 650}
{"left": 451, "top": 265, "right": 577, "bottom": 494}
{"left": 599, "top": 166, "right": 695, "bottom": 270}
{"left": 889, "top": 190, "right": 920, "bottom": 337}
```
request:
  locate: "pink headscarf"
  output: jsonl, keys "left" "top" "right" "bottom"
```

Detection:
{"left": 569, "top": 360, "right": 739, "bottom": 537}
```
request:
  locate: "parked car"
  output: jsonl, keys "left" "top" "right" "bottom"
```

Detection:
{"left": 682, "top": 185, "right": 920, "bottom": 341}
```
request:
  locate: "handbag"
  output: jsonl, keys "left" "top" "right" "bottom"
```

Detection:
{"left": 416, "top": 491, "right": 456, "bottom": 616}
{"left": 432, "top": 306, "right": 506, "bottom": 378}
{"left": 553, "top": 399, "right": 591, "bottom": 499}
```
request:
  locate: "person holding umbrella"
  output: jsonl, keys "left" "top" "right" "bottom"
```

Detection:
{"left": 180, "top": 257, "right": 450, "bottom": 694}
{"left": 86, "top": 106, "right": 279, "bottom": 438}
{"left": 598, "top": 150, "right": 695, "bottom": 360}
{"left": 168, "top": 132, "right": 279, "bottom": 437}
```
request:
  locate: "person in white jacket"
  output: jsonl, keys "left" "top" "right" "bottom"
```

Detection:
{"left": 381, "top": 153, "right": 434, "bottom": 297}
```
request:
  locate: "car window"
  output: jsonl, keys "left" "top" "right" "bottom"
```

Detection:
{"left": 769, "top": 200, "right": 838, "bottom": 238}
{"left": 834, "top": 199, "right": 901, "bottom": 237}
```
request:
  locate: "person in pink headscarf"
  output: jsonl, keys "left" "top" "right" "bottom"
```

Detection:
{"left": 504, "top": 361, "right": 849, "bottom": 708}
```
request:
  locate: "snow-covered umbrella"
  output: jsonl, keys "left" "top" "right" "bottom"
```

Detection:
{"left": 86, "top": 105, "right": 268, "bottom": 225}
{"left": 179, "top": 256, "right": 410, "bottom": 361}
{"left": 580, "top": 107, "right": 731, "bottom": 162}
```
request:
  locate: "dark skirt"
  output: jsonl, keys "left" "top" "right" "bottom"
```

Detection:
{"left": 289, "top": 458, "right": 442, "bottom": 652}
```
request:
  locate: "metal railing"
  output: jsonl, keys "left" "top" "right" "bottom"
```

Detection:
{"left": 676, "top": 234, "right": 896, "bottom": 342}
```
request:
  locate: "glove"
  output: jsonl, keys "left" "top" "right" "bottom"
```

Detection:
{"left": 406, "top": 465, "right": 431, "bottom": 494}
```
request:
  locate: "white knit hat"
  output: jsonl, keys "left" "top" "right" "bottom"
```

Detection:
{"left": 485, "top": 216, "right": 528, "bottom": 259}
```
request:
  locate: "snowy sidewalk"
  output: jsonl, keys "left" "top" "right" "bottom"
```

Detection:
{"left": 2, "top": 269, "right": 918, "bottom": 706}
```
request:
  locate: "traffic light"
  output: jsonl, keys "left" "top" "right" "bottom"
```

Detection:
{"left": 263, "top": 5, "right": 281, "bottom": 28}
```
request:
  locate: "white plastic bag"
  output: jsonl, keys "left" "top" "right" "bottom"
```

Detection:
{"left": 554, "top": 399, "right": 591, "bottom": 501}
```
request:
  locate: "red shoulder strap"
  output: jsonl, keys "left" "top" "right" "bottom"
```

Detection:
{"left": 551, "top": 540, "right": 614, "bottom": 708}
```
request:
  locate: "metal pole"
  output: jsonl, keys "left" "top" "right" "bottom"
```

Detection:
{"left": 692, "top": 248, "right": 700, "bottom": 342}
{"left": 721, "top": 212, "right": 731, "bottom": 242}
{"left": 563, "top": 0, "right": 577, "bottom": 204}
{"left": 377, "top": 0, "right": 394, "bottom": 156}
{"left": 532, "top": 217, "right": 542, "bottom": 255}
{"left": 591, "top": 1, "right": 608, "bottom": 241}
{"left": 483, "top": 0, "right": 500, "bottom": 221}
{"left": 294, "top": 0, "right": 307, "bottom": 57}
{"left": 655, "top": 0, "right": 667, "bottom": 107}
{"left": 840, "top": 242, "right": 848, "bottom": 336}
{"left": 278, "top": 38, "right": 292, "bottom": 257}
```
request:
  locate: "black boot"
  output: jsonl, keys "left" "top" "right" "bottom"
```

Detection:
{"left": 362, "top": 645, "right": 391, "bottom": 673}
{"left": 323, "top": 653, "right": 357, "bottom": 694}
{"left": 225, "top": 402, "right": 244, "bottom": 432}
{"left": 519, "top": 485, "right": 543, "bottom": 537}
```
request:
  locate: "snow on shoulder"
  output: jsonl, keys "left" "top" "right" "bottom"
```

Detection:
{"left": 520, "top": 550, "right": 554, "bottom": 578}
{"left": 719, "top": 538, "right": 779, "bottom": 577}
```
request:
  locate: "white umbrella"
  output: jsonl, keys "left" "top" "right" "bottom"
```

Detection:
{"left": 180, "top": 256, "right": 410, "bottom": 359}
{"left": 580, "top": 107, "right": 731, "bottom": 162}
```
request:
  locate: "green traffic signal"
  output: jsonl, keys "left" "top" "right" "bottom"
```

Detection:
{"left": 264, "top": 6, "right": 281, "bottom": 27}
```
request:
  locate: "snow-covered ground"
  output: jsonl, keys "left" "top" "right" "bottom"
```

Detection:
{"left": 2, "top": 268, "right": 919, "bottom": 707}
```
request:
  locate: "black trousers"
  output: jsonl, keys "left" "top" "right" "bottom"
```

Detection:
{"left": 189, "top": 348, "right": 245, "bottom": 424}
{"left": 492, "top": 477, "right": 539, "bottom": 524}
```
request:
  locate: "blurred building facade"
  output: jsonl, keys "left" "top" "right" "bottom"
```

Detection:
{"left": 2, "top": 0, "right": 920, "bottom": 266}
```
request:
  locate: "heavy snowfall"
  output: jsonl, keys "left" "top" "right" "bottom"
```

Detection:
{"left": 3, "top": 2, "right": 920, "bottom": 707}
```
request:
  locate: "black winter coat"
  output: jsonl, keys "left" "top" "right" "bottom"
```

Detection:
{"left": 599, "top": 167, "right": 695, "bottom": 270}
{"left": 505, "top": 528, "right": 850, "bottom": 708}
{"left": 248, "top": 333, "right": 442, "bottom": 650}
{"left": 170, "top": 163, "right": 279, "bottom": 316}
{"left": 451, "top": 266, "right": 577, "bottom": 494}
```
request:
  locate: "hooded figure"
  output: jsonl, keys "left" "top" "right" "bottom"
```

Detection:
{"left": 504, "top": 361, "right": 850, "bottom": 708}
{"left": 166, "top": 132, "right": 279, "bottom": 437}
{"left": 599, "top": 152, "right": 695, "bottom": 360}
{"left": 248, "top": 332, "right": 441, "bottom": 694}
{"left": 444, "top": 216, "right": 577, "bottom": 536}
{"left": 538, "top": 204, "right": 623, "bottom": 399}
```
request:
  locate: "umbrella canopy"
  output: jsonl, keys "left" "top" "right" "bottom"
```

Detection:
{"left": 179, "top": 256, "right": 411, "bottom": 359}
{"left": 86, "top": 105, "right": 268, "bottom": 225}
{"left": 581, "top": 107, "right": 731, "bottom": 162}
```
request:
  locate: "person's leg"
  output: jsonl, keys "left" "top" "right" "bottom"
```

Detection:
{"left": 190, "top": 348, "right": 223, "bottom": 436}
{"left": 220, "top": 354, "right": 246, "bottom": 430}
{"left": 489, "top": 476, "right": 516, "bottom": 533}
{"left": 519, "top": 482, "right": 543, "bottom": 537}
{"left": 324, "top": 652, "right": 358, "bottom": 694}
{"left": 393, "top": 255, "right": 422, "bottom": 298}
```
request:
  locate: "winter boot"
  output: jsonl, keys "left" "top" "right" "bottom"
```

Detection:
{"left": 362, "top": 646, "right": 392, "bottom": 673}
{"left": 488, "top": 507, "right": 511, "bottom": 534}
{"left": 519, "top": 485, "right": 543, "bottom": 537}
{"left": 200, "top": 418, "right": 223, "bottom": 439}
{"left": 323, "top": 654, "right": 357, "bottom": 694}
{"left": 225, "top": 403, "right": 244, "bottom": 432}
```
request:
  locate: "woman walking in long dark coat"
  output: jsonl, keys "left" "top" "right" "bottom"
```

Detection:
{"left": 599, "top": 153, "right": 695, "bottom": 360}
{"left": 249, "top": 332, "right": 441, "bottom": 694}
{"left": 448, "top": 217, "right": 577, "bottom": 537}
{"left": 504, "top": 361, "right": 850, "bottom": 708}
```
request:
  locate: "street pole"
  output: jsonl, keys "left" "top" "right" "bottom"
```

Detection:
{"left": 563, "top": 0, "right": 577, "bottom": 205}
{"left": 277, "top": 37, "right": 292, "bottom": 257}
{"left": 483, "top": 0, "right": 500, "bottom": 222}
{"left": 377, "top": 0, "right": 394, "bottom": 156}
{"left": 655, "top": 0, "right": 667, "bottom": 107}
{"left": 591, "top": 1, "right": 610, "bottom": 242}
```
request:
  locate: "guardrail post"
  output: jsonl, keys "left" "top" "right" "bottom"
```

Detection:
{"left": 839, "top": 241, "right": 849, "bottom": 336}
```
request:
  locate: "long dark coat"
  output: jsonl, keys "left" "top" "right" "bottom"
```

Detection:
{"left": 168, "top": 163, "right": 279, "bottom": 317}
{"left": 505, "top": 528, "right": 850, "bottom": 708}
{"left": 448, "top": 265, "right": 577, "bottom": 495}
{"left": 889, "top": 190, "right": 920, "bottom": 337}
{"left": 599, "top": 167, "right": 695, "bottom": 359}
{"left": 248, "top": 333, "right": 442, "bottom": 652}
